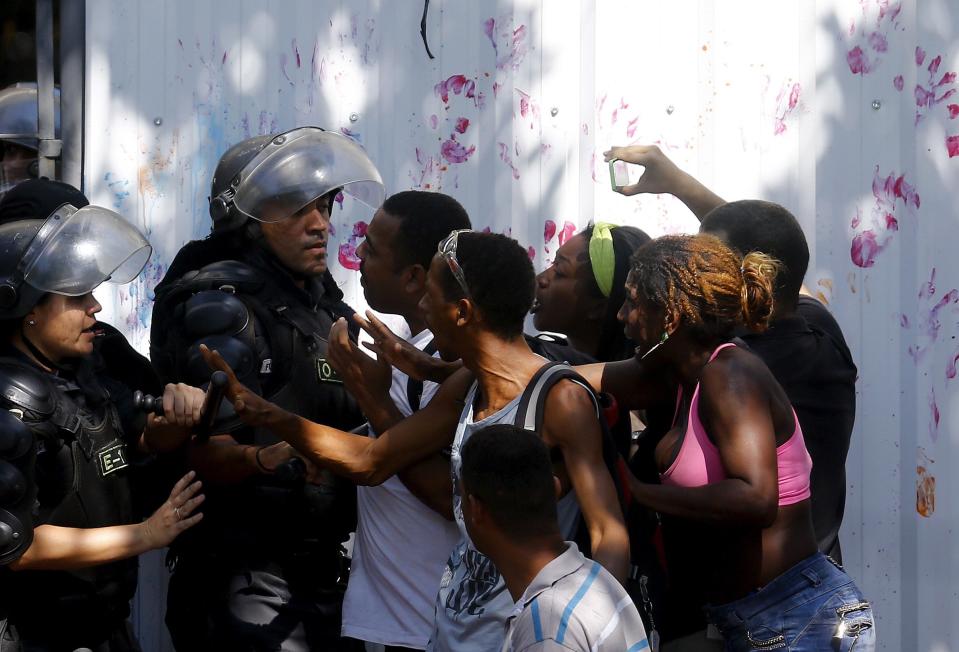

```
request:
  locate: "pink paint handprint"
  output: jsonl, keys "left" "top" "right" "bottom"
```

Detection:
{"left": 846, "top": 0, "right": 902, "bottom": 75}
{"left": 913, "top": 48, "right": 957, "bottom": 125}
{"left": 337, "top": 221, "right": 368, "bottom": 271}
{"left": 850, "top": 167, "right": 920, "bottom": 268}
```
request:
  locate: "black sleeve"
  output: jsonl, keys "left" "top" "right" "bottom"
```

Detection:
{"left": 796, "top": 297, "right": 856, "bottom": 370}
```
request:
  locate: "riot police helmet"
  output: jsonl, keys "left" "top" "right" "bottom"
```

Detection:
{"left": 0, "top": 203, "right": 152, "bottom": 319}
{"left": 208, "top": 126, "right": 385, "bottom": 233}
{"left": 0, "top": 83, "right": 61, "bottom": 198}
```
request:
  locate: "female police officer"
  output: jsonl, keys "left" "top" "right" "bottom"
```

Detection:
{"left": 0, "top": 200, "right": 205, "bottom": 651}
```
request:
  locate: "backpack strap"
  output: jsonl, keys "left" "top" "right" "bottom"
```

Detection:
{"left": 514, "top": 362, "right": 600, "bottom": 432}
{"left": 406, "top": 339, "right": 438, "bottom": 414}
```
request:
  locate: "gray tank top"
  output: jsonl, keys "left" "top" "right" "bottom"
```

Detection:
{"left": 428, "top": 381, "right": 581, "bottom": 651}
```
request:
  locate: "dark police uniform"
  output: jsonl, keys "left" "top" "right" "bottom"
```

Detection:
{"left": 150, "top": 237, "right": 364, "bottom": 652}
{"left": 0, "top": 324, "right": 154, "bottom": 652}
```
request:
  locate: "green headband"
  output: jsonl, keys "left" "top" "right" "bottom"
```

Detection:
{"left": 588, "top": 221, "right": 617, "bottom": 298}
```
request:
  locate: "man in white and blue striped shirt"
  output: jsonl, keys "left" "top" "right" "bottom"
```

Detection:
{"left": 459, "top": 424, "right": 648, "bottom": 652}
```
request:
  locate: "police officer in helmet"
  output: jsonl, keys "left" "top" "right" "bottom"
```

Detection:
{"left": 0, "top": 84, "right": 60, "bottom": 200}
{"left": 0, "top": 184, "right": 206, "bottom": 651}
{"left": 151, "top": 126, "right": 385, "bottom": 651}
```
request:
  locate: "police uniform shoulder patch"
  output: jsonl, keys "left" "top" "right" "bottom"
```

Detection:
{"left": 316, "top": 358, "right": 343, "bottom": 384}
{"left": 96, "top": 440, "right": 129, "bottom": 477}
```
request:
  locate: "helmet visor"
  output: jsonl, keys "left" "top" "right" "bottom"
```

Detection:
{"left": 20, "top": 204, "right": 152, "bottom": 296}
{"left": 232, "top": 127, "right": 385, "bottom": 223}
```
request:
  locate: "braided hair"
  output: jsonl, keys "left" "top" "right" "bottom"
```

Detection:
{"left": 629, "top": 234, "right": 779, "bottom": 341}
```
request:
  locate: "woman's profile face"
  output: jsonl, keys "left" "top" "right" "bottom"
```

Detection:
{"left": 24, "top": 292, "right": 102, "bottom": 362}
{"left": 618, "top": 272, "right": 665, "bottom": 357}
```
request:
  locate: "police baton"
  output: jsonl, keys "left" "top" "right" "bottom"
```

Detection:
{"left": 134, "top": 371, "right": 229, "bottom": 441}
{"left": 193, "top": 371, "right": 229, "bottom": 442}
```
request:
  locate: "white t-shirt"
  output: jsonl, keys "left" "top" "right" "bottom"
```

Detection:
{"left": 342, "top": 328, "right": 461, "bottom": 649}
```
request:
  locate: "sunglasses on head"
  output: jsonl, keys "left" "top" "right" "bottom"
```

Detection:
{"left": 437, "top": 229, "right": 472, "bottom": 297}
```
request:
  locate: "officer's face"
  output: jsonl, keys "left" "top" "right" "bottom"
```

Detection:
{"left": 260, "top": 194, "right": 334, "bottom": 279}
{"left": 0, "top": 142, "right": 37, "bottom": 196}
{"left": 24, "top": 292, "right": 102, "bottom": 363}
{"left": 356, "top": 209, "right": 414, "bottom": 314}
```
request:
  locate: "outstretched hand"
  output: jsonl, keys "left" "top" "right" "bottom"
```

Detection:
{"left": 327, "top": 317, "right": 392, "bottom": 400}
{"left": 354, "top": 311, "right": 461, "bottom": 384}
{"left": 141, "top": 471, "right": 205, "bottom": 549}
{"left": 199, "top": 344, "right": 277, "bottom": 428}
{"left": 603, "top": 144, "right": 684, "bottom": 196}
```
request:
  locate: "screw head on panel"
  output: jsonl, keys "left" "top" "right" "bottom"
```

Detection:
{"left": 153, "top": 117, "right": 163, "bottom": 126}
{"left": 666, "top": 105, "right": 675, "bottom": 115}
{"left": 349, "top": 113, "right": 360, "bottom": 123}
{"left": 871, "top": 99, "right": 881, "bottom": 110}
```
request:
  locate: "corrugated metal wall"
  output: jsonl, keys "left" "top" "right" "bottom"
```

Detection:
{"left": 82, "top": 1, "right": 959, "bottom": 649}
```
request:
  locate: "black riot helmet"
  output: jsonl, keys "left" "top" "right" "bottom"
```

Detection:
{"left": 0, "top": 83, "right": 61, "bottom": 198}
{"left": 208, "top": 126, "right": 386, "bottom": 234}
{"left": 0, "top": 203, "right": 152, "bottom": 319}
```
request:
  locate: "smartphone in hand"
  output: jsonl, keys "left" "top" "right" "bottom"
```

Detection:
{"left": 608, "top": 159, "right": 637, "bottom": 191}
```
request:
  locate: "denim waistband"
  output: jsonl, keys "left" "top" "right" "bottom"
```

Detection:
{"left": 705, "top": 552, "right": 854, "bottom": 629}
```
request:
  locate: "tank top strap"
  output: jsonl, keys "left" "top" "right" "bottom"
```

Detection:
{"left": 708, "top": 341, "right": 738, "bottom": 363}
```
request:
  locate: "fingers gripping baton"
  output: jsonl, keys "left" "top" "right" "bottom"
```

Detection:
{"left": 133, "top": 371, "right": 229, "bottom": 441}
{"left": 194, "top": 371, "right": 229, "bottom": 442}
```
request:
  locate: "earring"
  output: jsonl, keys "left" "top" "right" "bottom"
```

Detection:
{"left": 639, "top": 330, "right": 670, "bottom": 361}
{"left": 27, "top": 320, "right": 36, "bottom": 326}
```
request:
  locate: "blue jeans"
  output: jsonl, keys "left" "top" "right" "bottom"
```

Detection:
{"left": 705, "top": 553, "right": 875, "bottom": 651}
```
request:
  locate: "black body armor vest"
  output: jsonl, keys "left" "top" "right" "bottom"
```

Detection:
{"left": 151, "top": 245, "right": 363, "bottom": 558}
{"left": 0, "top": 354, "right": 138, "bottom": 636}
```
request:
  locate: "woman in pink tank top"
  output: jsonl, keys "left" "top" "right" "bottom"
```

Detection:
{"left": 578, "top": 234, "right": 873, "bottom": 652}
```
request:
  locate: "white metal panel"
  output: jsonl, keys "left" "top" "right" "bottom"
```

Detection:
{"left": 82, "top": 1, "right": 959, "bottom": 649}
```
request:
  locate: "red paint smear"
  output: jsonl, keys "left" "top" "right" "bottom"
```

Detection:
{"left": 850, "top": 230, "right": 886, "bottom": 268}
{"left": 626, "top": 117, "right": 639, "bottom": 139}
{"left": 948, "top": 104, "right": 959, "bottom": 119}
{"left": 496, "top": 24, "right": 528, "bottom": 71}
{"left": 293, "top": 39, "right": 301, "bottom": 67}
{"left": 518, "top": 90, "right": 531, "bottom": 117}
{"left": 455, "top": 117, "right": 470, "bottom": 134}
{"left": 429, "top": 114, "right": 438, "bottom": 129}
{"left": 774, "top": 83, "right": 801, "bottom": 135}
{"left": 894, "top": 75, "right": 904, "bottom": 91}
{"left": 948, "top": 135, "right": 959, "bottom": 158}
{"left": 440, "top": 136, "right": 476, "bottom": 164}
{"left": 885, "top": 214, "right": 899, "bottom": 231}
{"left": 222, "top": 50, "right": 228, "bottom": 65}
{"left": 900, "top": 314, "right": 910, "bottom": 327}
{"left": 919, "top": 268, "right": 936, "bottom": 300}
{"left": 874, "top": 168, "right": 921, "bottom": 209}
{"left": 544, "top": 219, "right": 556, "bottom": 243}
{"left": 868, "top": 31, "right": 888, "bottom": 53}
{"left": 610, "top": 98, "right": 629, "bottom": 126}
{"left": 847, "top": 46, "right": 875, "bottom": 75}
{"left": 497, "top": 142, "right": 520, "bottom": 179}
{"left": 851, "top": 211, "right": 861, "bottom": 229}
{"left": 483, "top": 17, "right": 497, "bottom": 53}
{"left": 929, "top": 389, "right": 940, "bottom": 441}
{"left": 337, "top": 220, "right": 368, "bottom": 271}
{"left": 938, "top": 72, "right": 958, "bottom": 87}
{"left": 482, "top": 226, "right": 492, "bottom": 233}
{"left": 928, "top": 55, "right": 942, "bottom": 74}
{"left": 527, "top": 246, "right": 536, "bottom": 260}
{"left": 435, "top": 75, "right": 468, "bottom": 103}
{"left": 916, "top": 46, "right": 926, "bottom": 65}
{"left": 946, "top": 351, "right": 959, "bottom": 380}
{"left": 493, "top": 82, "right": 502, "bottom": 98}
{"left": 557, "top": 221, "right": 576, "bottom": 247}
